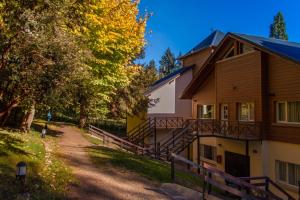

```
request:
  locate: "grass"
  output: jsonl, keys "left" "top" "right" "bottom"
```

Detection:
{"left": 0, "top": 122, "right": 74, "bottom": 200}
{"left": 84, "top": 133, "right": 203, "bottom": 186}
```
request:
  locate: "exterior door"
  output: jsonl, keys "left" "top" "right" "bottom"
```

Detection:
{"left": 225, "top": 151, "right": 250, "bottom": 177}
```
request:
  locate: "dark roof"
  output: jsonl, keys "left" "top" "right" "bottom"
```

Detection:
{"left": 181, "top": 33, "right": 300, "bottom": 99}
{"left": 180, "top": 30, "right": 225, "bottom": 59}
{"left": 231, "top": 33, "right": 300, "bottom": 64}
{"left": 146, "top": 65, "right": 194, "bottom": 94}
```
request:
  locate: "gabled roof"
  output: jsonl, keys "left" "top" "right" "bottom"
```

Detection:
{"left": 181, "top": 32, "right": 300, "bottom": 99}
{"left": 179, "top": 30, "right": 225, "bottom": 59}
{"left": 146, "top": 65, "right": 194, "bottom": 94}
{"left": 232, "top": 33, "right": 300, "bottom": 64}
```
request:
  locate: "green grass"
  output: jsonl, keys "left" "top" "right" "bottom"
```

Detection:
{"left": 84, "top": 134, "right": 203, "bottom": 186}
{"left": 0, "top": 125, "right": 74, "bottom": 200}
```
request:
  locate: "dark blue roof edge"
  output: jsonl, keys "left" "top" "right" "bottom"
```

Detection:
{"left": 230, "top": 32, "right": 300, "bottom": 65}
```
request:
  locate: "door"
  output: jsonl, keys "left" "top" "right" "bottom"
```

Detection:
{"left": 225, "top": 151, "right": 250, "bottom": 177}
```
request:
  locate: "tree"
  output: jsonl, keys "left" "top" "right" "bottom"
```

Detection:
{"left": 159, "top": 48, "right": 180, "bottom": 78}
{"left": 109, "top": 62, "right": 158, "bottom": 119}
{"left": 269, "top": 12, "right": 288, "bottom": 40}
{"left": 0, "top": 0, "right": 148, "bottom": 130}
{"left": 72, "top": 0, "right": 147, "bottom": 127}
{"left": 0, "top": 0, "right": 90, "bottom": 130}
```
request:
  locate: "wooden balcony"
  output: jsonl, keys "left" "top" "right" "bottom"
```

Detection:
{"left": 152, "top": 117, "right": 185, "bottom": 129}
{"left": 192, "top": 119, "right": 263, "bottom": 141}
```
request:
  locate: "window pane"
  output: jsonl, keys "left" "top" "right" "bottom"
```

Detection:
{"left": 277, "top": 102, "right": 286, "bottom": 121}
{"left": 276, "top": 160, "right": 287, "bottom": 182}
{"left": 288, "top": 163, "right": 300, "bottom": 186}
{"left": 288, "top": 101, "right": 300, "bottom": 122}
{"left": 201, "top": 145, "right": 216, "bottom": 161}
{"left": 288, "top": 163, "right": 296, "bottom": 185}
{"left": 239, "top": 103, "right": 249, "bottom": 121}
{"left": 198, "top": 105, "right": 214, "bottom": 119}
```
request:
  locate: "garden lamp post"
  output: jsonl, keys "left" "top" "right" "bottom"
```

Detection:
{"left": 16, "top": 161, "right": 27, "bottom": 182}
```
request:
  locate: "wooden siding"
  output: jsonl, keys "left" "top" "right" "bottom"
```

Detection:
{"left": 267, "top": 54, "right": 300, "bottom": 143}
{"left": 192, "top": 72, "right": 216, "bottom": 119}
{"left": 182, "top": 47, "right": 212, "bottom": 75}
{"left": 215, "top": 51, "right": 262, "bottom": 121}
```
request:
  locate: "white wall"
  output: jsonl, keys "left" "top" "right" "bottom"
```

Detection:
{"left": 148, "top": 78, "right": 176, "bottom": 114}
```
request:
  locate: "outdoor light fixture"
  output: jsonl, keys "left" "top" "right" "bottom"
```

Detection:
{"left": 16, "top": 161, "right": 27, "bottom": 181}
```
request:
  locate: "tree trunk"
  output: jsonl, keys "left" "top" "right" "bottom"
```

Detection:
{"left": 0, "top": 99, "right": 19, "bottom": 126}
{"left": 79, "top": 101, "right": 87, "bottom": 128}
{"left": 20, "top": 104, "right": 35, "bottom": 132}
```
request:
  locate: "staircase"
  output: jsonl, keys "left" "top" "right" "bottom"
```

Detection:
{"left": 126, "top": 117, "right": 185, "bottom": 148}
{"left": 126, "top": 118, "right": 156, "bottom": 147}
{"left": 158, "top": 119, "right": 197, "bottom": 160}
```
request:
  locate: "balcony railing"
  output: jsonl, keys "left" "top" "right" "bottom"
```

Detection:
{"left": 192, "top": 119, "right": 263, "bottom": 141}
{"left": 153, "top": 117, "right": 185, "bottom": 129}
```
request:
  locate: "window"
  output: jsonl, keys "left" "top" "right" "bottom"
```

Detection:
{"left": 200, "top": 144, "right": 216, "bottom": 161}
{"left": 197, "top": 105, "right": 215, "bottom": 119}
{"left": 276, "top": 160, "right": 300, "bottom": 187}
{"left": 276, "top": 101, "right": 300, "bottom": 123}
{"left": 238, "top": 103, "right": 254, "bottom": 121}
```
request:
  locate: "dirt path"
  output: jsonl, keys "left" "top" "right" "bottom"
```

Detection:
{"left": 56, "top": 124, "right": 171, "bottom": 200}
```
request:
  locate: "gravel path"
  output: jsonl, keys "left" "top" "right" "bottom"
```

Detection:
{"left": 57, "top": 124, "right": 171, "bottom": 200}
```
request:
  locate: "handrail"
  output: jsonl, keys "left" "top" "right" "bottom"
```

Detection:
{"left": 160, "top": 119, "right": 194, "bottom": 150}
{"left": 240, "top": 176, "right": 295, "bottom": 200}
{"left": 171, "top": 153, "right": 281, "bottom": 200}
{"left": 89, "top": 125, "right": 151, "bottom": 154}
{"left": 126, "top": 118, "right": 151, "bottom": 140}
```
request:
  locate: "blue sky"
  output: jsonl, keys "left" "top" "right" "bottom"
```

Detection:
{"left": 137, "top": 0, "right": 300, "bottom": 65}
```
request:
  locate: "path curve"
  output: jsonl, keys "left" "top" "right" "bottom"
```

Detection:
{"left": 57, "top": 124, "right": 170, "bottom": 200}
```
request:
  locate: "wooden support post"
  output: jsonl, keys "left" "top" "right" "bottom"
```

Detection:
{"left": 172, "top": 131, "right": 175, "bottom": 147}
{"left": 187, "top": 144, "right": 191, "bottom": 170}
{"left": 265, "top": 177, "right": 269, "bottom": 192}
{"left": 171, "top": 156, "right": 175, "bottom": 182}
{"left": 157, "top": 142, "right": 160, "bottom": 159}
{"left": 166, "top": 118, "right": 168, "bottom": 129}
{"left": 208, "top": 172, "right": 212, "bottom": 194}
{"left": 298, "top": 181, "right": 300, "bottom": 200}
{"left": 203, "top": 169, "right": 207, "bottom": 200}
{"left": 197, "top": 136, "right": 200, "bottom": 174}
{"left": 246, "top": 140, "right": 249, "bottom": 156}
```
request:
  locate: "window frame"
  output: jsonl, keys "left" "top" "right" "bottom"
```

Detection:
{"left": 200, "top": 144, "right": 217, "bottom": 162}
{"left": 275, "top": 160, "right": 300, "bottom": 188}
{"left": 238, "top": 102, "right": 255, "bottom": 122}
{"left": 276, "top": 101, "right": 300, "bottom": 124}
{"left": 197, "top": 104, "right": 215, "bottom": 119}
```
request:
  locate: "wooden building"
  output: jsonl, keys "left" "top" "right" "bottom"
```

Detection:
{"left": 181, "top": 33, "right": 300, "bottom": 198}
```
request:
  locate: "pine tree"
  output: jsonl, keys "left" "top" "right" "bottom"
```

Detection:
{"left": 145, "top": 60, "right": 158, "bottom": 84}
{"left": 159, "top": 48, "right": 176, "bottom": 77}
{"left": 269, "top": 12, "right": 288, "bottom": 40}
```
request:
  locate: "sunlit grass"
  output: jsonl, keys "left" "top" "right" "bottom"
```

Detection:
{"left": 84, "top": 134, "right": 203, "bottom": 186}
{"left": 0, "top": 126, "right": 74, "bottom": 199}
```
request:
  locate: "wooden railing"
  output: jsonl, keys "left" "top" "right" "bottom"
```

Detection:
{"left": 240, "top": 176, "right": 296, "bottom": 200}
{"left": 89, "top": 125, "right": 151, "bottom": 155}
{"left": 154, "top": 117, "right": 185, "bottom": 129}
{"left": 126, "top": 117, "right": 186, "bottom": 146}
{"left": 171, "top": 153, "right": 285, "bottom": 200}
{"left": 193, "top": 119, "right": 263, "bottom": 140}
